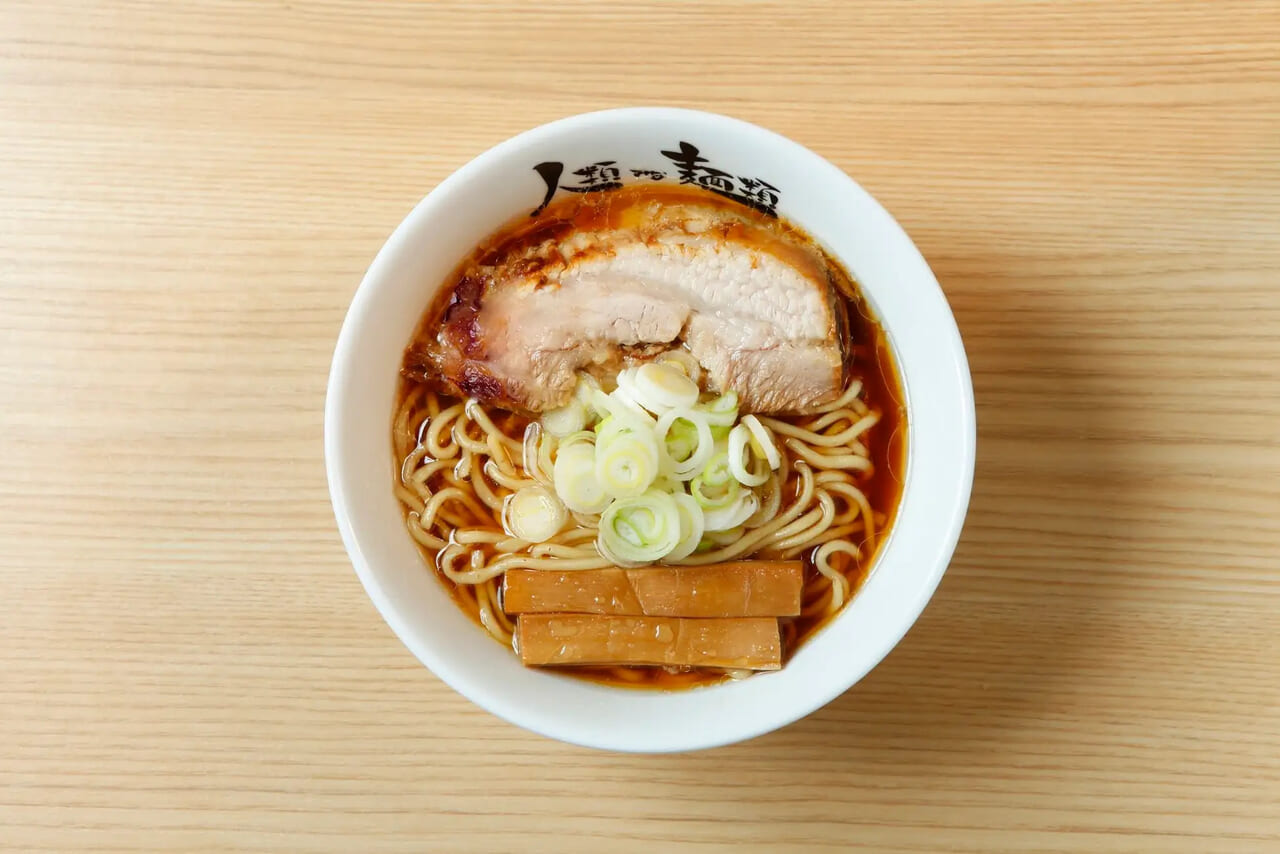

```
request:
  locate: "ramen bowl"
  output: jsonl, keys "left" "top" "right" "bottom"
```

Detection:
{"left": 325, "top": 107, "right": 974, "bottom": 752}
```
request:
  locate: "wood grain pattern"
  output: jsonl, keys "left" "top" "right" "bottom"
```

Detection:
{"left": 2, "top": 1, "right": 1278, "bottom": 851}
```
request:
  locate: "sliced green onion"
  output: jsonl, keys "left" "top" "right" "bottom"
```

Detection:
{"left": 665, "top": 418, "right": 699, "bottom": 462}
{"left": 728, "top": 423, "right": 770, "bottom": 487}
{"left": 596, "top": 412, "right": 650, "bottom": 447}
{"left": 690, "top": 447, "right": 738, "bottom": 508}
{"left": 655, "top": 408, "right": 714, "bottom": 480}
{"left": 655, "top": 349, "right": 703, "bottom": 383}
{"left": 597, "top": 489, "right": 682, "bottom": 565}
{"left": 741, "top": 414, "right": 781, "bottom": 470}
{"left": 702, "top": 491, "right": 759, "bottom": 532}
{"left": 649, "top": 471, "right": 683, "bottom": 495}
{"left": 502, "top": 485, "right": 568, "bottom": 542}
{"left": 552, "top": 441, "right": 609, "bottom": 514}
{"left": 632, "top": 362, "right": 699, "bottom": 413}
{"left": 690, "top": 471, "right": 740, "bottom": 510}
{"left": 595, "top": 432, "right": 659, "bottom": 498}
{"left": 557, "top": 430, "right": 596, "bottom": 449}
{"left": 596, "top": 414, "right": 661, "bottom": 467}
{"left": 609, "top": 369, "right": 651, "bottom": 416}
{"left": 541, "top": 399, "right": 587, "bottom": 437}
{"left": 699, "top": 390, "right": 739, "bottom": 427}
{"left": 701, "top": 451, "right": 734, "bottom": 488}
{"left": 590, "top": 386, "right": 655, "bottom": 427}
{"left": 664, "top": 492, "right": 705, "bottom": 561}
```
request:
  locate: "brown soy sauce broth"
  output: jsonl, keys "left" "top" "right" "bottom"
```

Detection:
{"left": 393, "top": 184, "right": 906, "bottom": 690}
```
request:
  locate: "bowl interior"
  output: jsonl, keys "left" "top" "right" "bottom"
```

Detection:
{"left": 326, "top": 108, "right": 974, "bottom": 752}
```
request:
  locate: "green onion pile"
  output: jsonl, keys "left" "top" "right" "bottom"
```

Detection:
{"left": 501, "top": 360, "right": 784, "bottom": 566}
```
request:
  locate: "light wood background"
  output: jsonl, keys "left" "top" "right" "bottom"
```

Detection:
{"left": 2, "top": 1, "right": 1278, "bottom": 851}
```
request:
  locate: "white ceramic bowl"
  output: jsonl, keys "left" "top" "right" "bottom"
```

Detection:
{"left": 326, "top": 108, "right": 974, "bottom": 753}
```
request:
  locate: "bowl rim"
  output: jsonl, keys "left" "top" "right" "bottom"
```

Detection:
{"left": 325, "top": 107, "right": 976, "bottom": 752}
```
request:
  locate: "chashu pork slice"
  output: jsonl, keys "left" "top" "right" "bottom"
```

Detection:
{"left": 408, "top": 217, "right": 848, "bottom": 414}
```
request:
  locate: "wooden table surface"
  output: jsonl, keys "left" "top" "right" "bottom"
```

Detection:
{"left": 3, "top": 1, "right": 1279, "bottom": 851}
